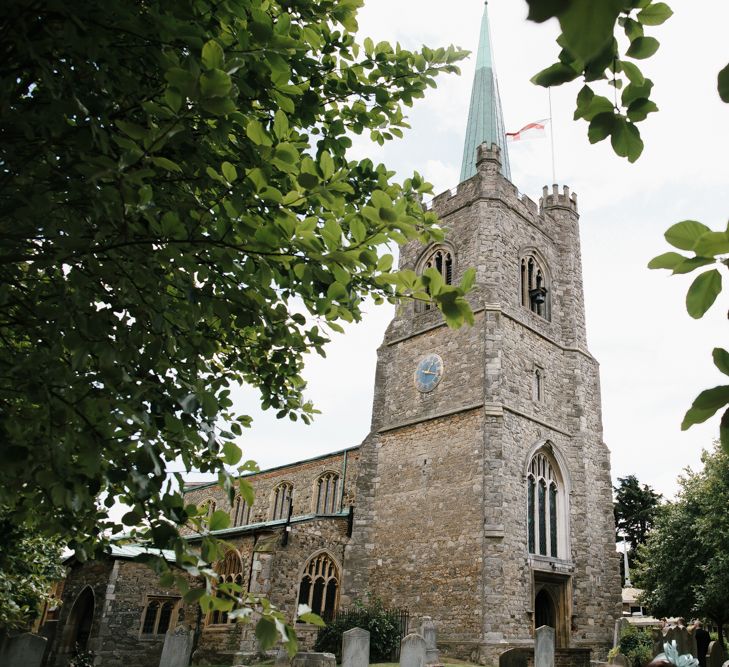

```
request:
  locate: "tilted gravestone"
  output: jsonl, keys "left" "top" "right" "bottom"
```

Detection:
{"left": 499, "top": 647, "right": 528, "bottom": 667}
{"left": 535, "top": 625, "right": 555, "bottom": 667}
{"left": 708, "top": 641, "right": 727, "bottom": 667}
{"left": 0, "top": 633, "right": 47, "bottom": 667}
{"left": 419, "top": 617, "right": 442, "bottom": 666}
{"left": 291, "top": 652, "right": 336, "bottom": 667}
{"left": 342, "top": 627, "right": 370, "bottom": 667}
{"left": 158, "top": 626, "right": 194, "bottom": 667}
{"left": 400, "top": 633, "right": 427, "bottom": 667}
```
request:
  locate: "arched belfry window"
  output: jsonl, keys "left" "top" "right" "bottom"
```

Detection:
{"left": 520, "top": 254, "right": 550, "bottom": 320}
{"left": 418, "top": 245, "right": 455, "bottom": 312}
{"left": 208, "top": 549, "right": 244, "bottom": 625}
{"left": 199, "top": 497, "right": 216, "bottom": 519}
{"left": 232, "top": 494, "right": 252, "bottom": 526}
{"left": 297, "top": 552, "right": 340, "bottom": 622}
{"left": 527, "top": 450, "right": 566, "bottom": 558}
{"left": 314, "top": 472, "right": 340, "bottom": 514}
{"left": 272, "top": 482, "right": 293, "bottom": 521}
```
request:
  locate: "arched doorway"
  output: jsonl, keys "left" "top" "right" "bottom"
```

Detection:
{"left": 534, "top": 589, "right": 556, "bottom": 630}
{"left": 64, "top": 587, "right": 95, "bottom": 655}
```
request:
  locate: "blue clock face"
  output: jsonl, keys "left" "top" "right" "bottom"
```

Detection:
{"left": 414, "top": 354, "right": 444, "bottom": 392}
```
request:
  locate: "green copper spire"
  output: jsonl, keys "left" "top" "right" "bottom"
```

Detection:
{"left": 459, "top": 2, "right": 511, "bottom": 182}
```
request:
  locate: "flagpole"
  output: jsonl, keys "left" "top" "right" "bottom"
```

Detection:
{"left": 548, "top": 87, "right": 556, "bottom": 184}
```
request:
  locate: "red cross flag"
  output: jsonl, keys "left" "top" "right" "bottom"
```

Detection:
{"left": 506, "top": 119, "right": 549, "bottom": 142}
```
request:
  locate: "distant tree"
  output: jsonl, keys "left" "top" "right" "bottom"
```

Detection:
{"left": 614, "top": 475, "right": 662, "bottom": 557}
{"left": 635, "top": 444, "right": 729, "bottom": 646}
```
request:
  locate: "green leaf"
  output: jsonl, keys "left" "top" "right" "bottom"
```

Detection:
{"left": 221, "top": 161, "right": 238, "bottom": 182}
{"left": 620, "top": 60, "right": 645, "bottom": 85}
{"left": 713, "top": 348, "right": 729, "bottom": 376}
{"left": 151, "top": 156, "right": 182, "bottom": 173}
{"left": 319, "top": 152, "right": 334, "bottom": 179}
{"left": 686, "top": 269, "right": 722, "bottom": 319}
{"left": 692, "top": 385, "right": 729, "bottom": 411}
{"left": 209, "top": 510, "right": 230, "bottom": 532}
{"left": 626, "top": 36, "right": 660, "bottom": 60}
{"left": 664, "top": 220, "right": 712, "bottom": 251}
{"left": 273, "top": 110, "right": 289, "bottom": 139}
{"left": 647, "top": 252, "right": 686, "bottom": 270}
{"left": 610, "top": 118, "right": 643, "bottom": 162}
{"left": 721, "top": 408, "right": 729, "bottom": 453}
{"left": 637, "top": 3, "right": 674, "bottom": 26}
{"left": 223, "top": 441, "right": 242, "bottom": 466}
{"left": 255, "top": 618, "right": 278, "bottom": 649}
{"left": 588, "top": 112, "right": 615, "bottom": 143}
{"left": 681, "top": 405, "right": 718, "bottom": 430}
{"left": 297, "top": 172, "right": 318, "bottom": 189}
{"left": 531, "top": 62, "right": 580, "bottom": 87}
{"left": 200, "top": 69, "right": 232, "bottom": 97}
{"left": 719, "top": 63, "right": 729, "bottom": 103}
{"left": 557, "top": 0, "right": 623, "bottom": 62}
{"left": 246, "top": 120, "right": 272, "bottom": 146}
{"left": 525, "top": 0, "right": 570, "bottom": 23}
{"left": 693, "top": 231, "right": 729, "bottom": 257}
{"left": 202, "top": 40, "right": 224, "bottom": 70}
{"left": 298, "top": 612, "right": 326, "bottom": 627}
{"left": 626, "top": 98, "right": 658, "bottom": 122}
{"left": 671, "top": 256, "right": 716, "bottom": 275}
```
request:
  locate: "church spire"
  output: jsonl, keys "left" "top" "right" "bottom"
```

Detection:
{"left": 459, "top": 2, "right": 511, "bottom": 183}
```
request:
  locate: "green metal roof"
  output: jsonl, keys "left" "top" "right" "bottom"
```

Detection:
{"left": 459, "top": 1, "right": 511, "bottom": 183}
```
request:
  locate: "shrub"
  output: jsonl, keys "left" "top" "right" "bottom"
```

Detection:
{"left": 314, "top": 597, "right": 402, "bottom": 662}
{"left": 610, "top": 624, "right": 654, "bottom": 667}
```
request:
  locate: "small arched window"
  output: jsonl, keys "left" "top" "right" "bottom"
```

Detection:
{"left": 208, "top": 550, "right": 244, "bottom": 625}
{"left": 232, "top": 495, "right": 252, "bottom": 527}
{"left": 315, "top": 472, "right": 340, "bottom": 514}
{"left": 199, "top": 497, "right": 216, "bottom": 519}
{"left": 520, "top": 254, "right": 550, "bottom": 320}
{"left": 297, "top": 552, "right": 340, "bottom": 622}
{"left": 272, "top": 482, "right": 293, "bottom": 521}
{"left": 533, "top": 367, "right": 544, "bottom": 402}
{"left": 419, "top": 246, "right": 454, "bottom": 312}
{"left": 527, "top": 451, "right": 565, "bottom": 558}
{"left": 140, "top": 597, "right": 180, "bottom": 636}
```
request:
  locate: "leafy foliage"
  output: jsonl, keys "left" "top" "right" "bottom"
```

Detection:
{"left": 635, "top": 443, "right": 729, "bottom": 645}
{"left": 0, "top": 512, "right": 65, "bottom": 632}
{"left": 314, "top": 597, "right": 402, "bottom": 662}
{"left": 609, "top": 624, "right": 654, "bottom": 667}
{"left": 614, "top": 475, "right": 663, "bottom": 558}
{"left": 0, "top": 0, "right": 471, "bottom": 559}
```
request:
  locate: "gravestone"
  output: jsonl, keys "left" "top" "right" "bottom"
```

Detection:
{"left": 535, "top": 626, "right": 555, "bottom": 667}
{"left": 498, "top": 647, "right": 528, "bottom": 667}
{"left": 0, "top": 632, "right": 47, "bottom": 667}
{"left": 614, "top": 618, "right": 630, "bottom": 649}
{"left": 708, "top": 641, "right": 726, "bottom": 667}
{"left": 400, "top": 633, "right": 427, "bottom": 667}
{"left": 291, "top": 651, "right": 336, "bottom": 667}
{"left": 661, "top": 627, "right": 696, "bottom": 658}
{"left": 342, "top": 627, "right": 370, "bottom": 667}
{"left": 159, "top": 626, "right": 194, "bottom": 667}
{"left": 276, "top": 647, "right": 291, "bottom": 666}
{"left": 610, "top": 653, "right": 630, "bottom": 667}
{"left": 419, "top": 617, "right": 441, "bottom": 666}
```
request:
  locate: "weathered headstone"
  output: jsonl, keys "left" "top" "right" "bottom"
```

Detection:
{"left": 0, "top": 632, "right": 47, "bottom": 667}
{"left": 419, "top": 617, "right": 441, "bottom": 666}
{"left": 535, "top": 625, "right": 555, "bottom": 667}
{"left": 400, "top": 633, "right": 427, "bottom": 667}
{"left": 610, "top": 653, "right": 630, "bottom": 667}
{"left": 158, "top": 626, "right": 194, "bottom": 667}
{"left": 662, "top": 627, "right": 696, "bottom": 658}
{"left": 614, "top": 618, "right": 630, "bottom": 649}
{"left": 499, "top": 647, "right": 528, "bottom": 667}
{"left": 342, "top": 627, "right": 370, "bottom": 667}
{"left": 708, "top": 641, "right": 727, "bottom": 667}
{"left": 291, "top": 651, "right": 336, "bottom": 667}
{"left": 276, "top": 646, "right": 291, "bottom": 667}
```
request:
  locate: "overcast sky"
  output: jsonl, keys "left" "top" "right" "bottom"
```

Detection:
{"left": 195, "top": 0, "right": 729, "bottom": 500}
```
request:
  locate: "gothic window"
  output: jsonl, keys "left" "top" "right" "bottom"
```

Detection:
{"left": 418, "top": 246, "right": 454, "bottom": 312}
{"left": 272, "top": 482, "right": 294, "bottom": 521}
{"left": 520, "top": 254, "right": 550, "bottom": 320}
{"left": 208, "top": 549, "right": 244, "bottom": 625}
{"left": 199, "top": 497, "right": 216, "bottom": 519}
{"left": 315, "top": 472, "right": 340, "bottom": 514}
{"left": 297, "top": 552, "right": 339, "bottom": 622}
{"left": 527, "top": 451, "right": 565, "bottom": 559}
{"left": 533, "top": 367, "right": 544, "bottom": 402}
{"left": 231, "top": 494, "right": 252, "bottom": 527}
{"left": 140, "top": 597, "right": 180, "bottom": 636}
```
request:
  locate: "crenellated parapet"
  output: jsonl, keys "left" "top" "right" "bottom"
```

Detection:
{"left": 540, "top": 184, "right": 578, "bottom": 215}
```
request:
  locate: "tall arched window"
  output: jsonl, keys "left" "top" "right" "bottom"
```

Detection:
{"left": 297, "top": 552, "right": 340, "bottom": 622}
{"left": 520, "top": 254, "right": 550, "bottom": 320}
{"left": 272, "top": 482, "right": 293, "bottom": 521}
{"left": 208, "top": 549, "right": 244, "bottom": 625}
{"left": 418, "top": 246, "right": 455, "bottom": 312}
{"left": 140, "top": 597, "right": 179, "bottom": 636}
{"left": 231, "top": 494, "right": 252, "bottom": 526}
{"left": 527, "top": 451, "right": 565, "bottom": 558}
{"left": 315, "top": 472, "right": 340, "bottom": 514}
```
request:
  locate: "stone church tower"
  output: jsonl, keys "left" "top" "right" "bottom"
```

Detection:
{"left": 343, "top": 3, "right": 622, "bottom": 663}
